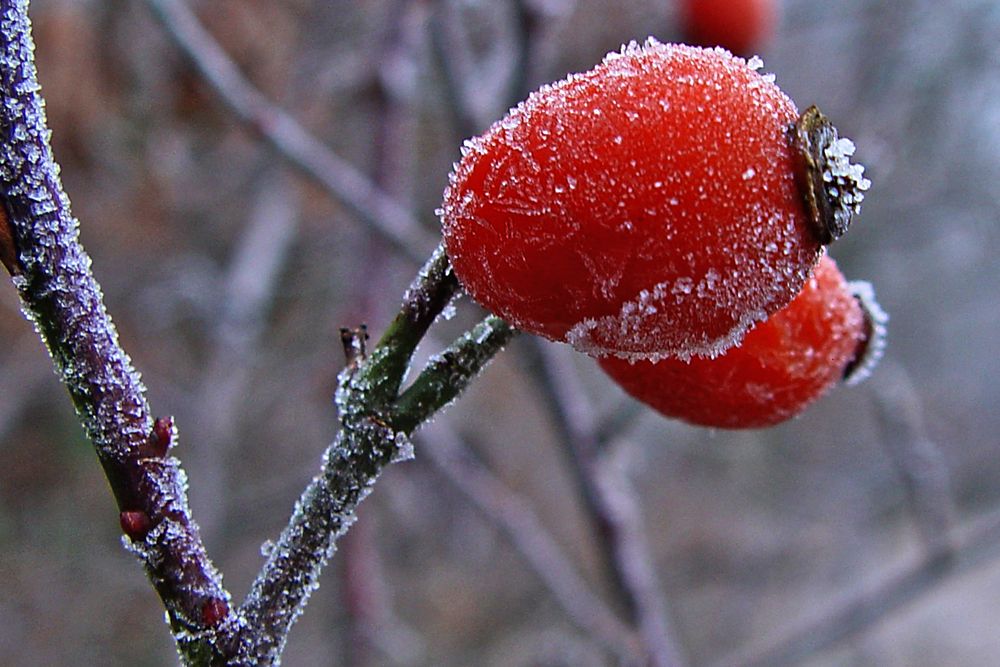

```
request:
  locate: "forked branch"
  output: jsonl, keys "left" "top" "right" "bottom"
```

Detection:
{"left": 235, "top": 245, "right": 515, "bottom": 663}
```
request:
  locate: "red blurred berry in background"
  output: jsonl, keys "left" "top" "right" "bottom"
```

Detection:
{"left": 442, "top": 40, "right": 868, "bottom": 361}
{"left": 599, "top": 255, "right": 886, "bottom": 429}
{"left": 680, "top": 0, "right": 777, "bottom": 56}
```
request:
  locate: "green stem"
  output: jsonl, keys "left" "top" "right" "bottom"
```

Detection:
{"left": 355, "top": 243, "right": 458, "bottom": 405}
{"left": 391, "top": 316, "right": 518, "bottom": 433}
{"left": 236, "top": 247, "right": 511, "bottom": 663}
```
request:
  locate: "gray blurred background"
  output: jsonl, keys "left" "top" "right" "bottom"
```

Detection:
{"left": 0, "top": 0, "right": 998, "bottom": 665}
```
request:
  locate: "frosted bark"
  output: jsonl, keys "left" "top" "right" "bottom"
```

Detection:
{"left": 0, "top": 1, "right": 234, "bottom": 661}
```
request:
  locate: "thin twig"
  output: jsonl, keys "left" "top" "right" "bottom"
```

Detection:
{"left": 873, "top": 363, "right": 957, "bottom": 560}
{"left": 142, "top": 0, "right": 437, "bottom": 264}
{"left": 715, "top": 508, "right": 1000, "bottom": 667}
{"left": 523, "top": 340, "right": 687, "bottom": 667}
{"left": 235, "top": 427, "right": 377, "bottom": 663}
{"left": 389, "top": 315, "right": 517, "bottom": 433}
{"left": 521, "top": 340, "right": 624, "bottom": 598}
{"left": 506, "top": 0, "right": 543, "bottom": 103}
{"left": 347, "top": 0, "right": 428, "bottom": 339}
{"left": 423, "top": 5, "right": 687, "bottom": 657}
{"left": 593, "top": 445, "right": 688, "bottom": 667}
{"left": 335, "top": 9, "right": 429, "bottom": 661}
{"left": 594, "top": 397, "right": 646, "bottom": 446}
{"left": 0, "top": 2, "right": 235, "bottom": 660}
{"left": 233, "top": 245, "right": 456, "bottom": 661}
{"left": 420, "top": 7, "right": 680, "bottom": 650}
{"left": 419, "top": 419, "right": 642, "bottom": 662}
{"left": 428, "top": 0, "right": 545, "bottom": 140}
{"left": 373, "top": 0, "right": 426, "bottom": 209}
{"left": 426, "top": 0, "right": 488, "bottom": 140}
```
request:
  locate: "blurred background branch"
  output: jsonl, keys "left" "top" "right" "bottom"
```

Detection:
{"left": 143, "top": 0, "right": 437, "bottom": 263}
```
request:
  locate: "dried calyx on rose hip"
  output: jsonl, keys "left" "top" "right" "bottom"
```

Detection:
{"left": 793, "top": 106, "right": 871, "bottom": 245}
{"left": 440, "top": 38, "right": 869, "bottom": 361}
{"left": 598, "top": 255, "right": 886, "bottom": 429}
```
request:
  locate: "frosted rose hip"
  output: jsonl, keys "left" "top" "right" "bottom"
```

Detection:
{"left": 442, "top": 40, "right": 843, "bottom": 360}
{"left": 598, "top": 256, "right": 879, "bottom": 428}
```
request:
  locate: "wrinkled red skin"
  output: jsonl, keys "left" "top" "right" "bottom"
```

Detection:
{"left": 442, "top": 41, "right": 821, "bottom": 360}
{"left": 599, "top": 256, "right": 865, "bottom": 429}
{"left": 681, "top": 0, "right": 777, "bottom": 56}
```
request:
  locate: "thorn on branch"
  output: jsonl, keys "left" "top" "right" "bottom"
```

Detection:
{"left": 0, "top": 202, "right": 20, "bottom": 276}
{"left": 140, "top": 416, "right": 176, "bottom": 459}
{"left": 163, "top": 505, "right": 187, "bottom": 524}
{"left": 201, "top": 598, "right": 230, "bottom": 628}
{"left": 341, "top": 324, "right": 370, "bottom": 369}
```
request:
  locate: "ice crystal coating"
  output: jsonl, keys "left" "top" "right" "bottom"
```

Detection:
{"left": 390, "top": 431, "right": 416, "bottom": 462}
{"left": 0, "top": 1, "right": 231, "bottom": 645}
{"left": 824, "top": 137, "right": 870, "bottom": 212}
{"left": 0, "top": 0, "right": 151, "bottom": 457}
{"left": 843, "top": 279, "right": 887, "bottom": 386}
{"left": 441, "top": 39, "right": 822, "bottom": 360}
{"left": 599, "top": 255, "right": 867, "bottom": 428}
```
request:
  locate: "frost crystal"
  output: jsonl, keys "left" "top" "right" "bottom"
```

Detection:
{"left": 442, "top": 38, "right": 821, "bottom": 361}
{"left": 0, "top": 0, "right": 152, "bottom": 458}
{"left": 844, "top": 280, "right": 888, "bottom": 386}
{"left": 391, "top": 431, "right": 416, "bottom": 463}
{"left": 823, "top": 137, "right": 871, "bottom": 211}
{"left": 435, "top": 300, "right": 458, "bottom": 323}
{"left": 260, "top": 539, "right": 275, "bottom": 558}
{"left": 1, "top": 3, "right": 234, "bottom": 649}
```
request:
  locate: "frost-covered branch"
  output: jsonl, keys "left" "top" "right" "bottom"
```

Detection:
{"left": 234, "top": 245, "right": 515, "bottom": 663}
{"left": 592, "top": 446, "right": 687, "bottom": 667}
{"left": 391, "top": 315, "right": 516, "bottom": 432}
{"left": 0, "top": 1, "right": 234, "bottom": 661}
{"left": 142, "top": 0, "right": 437, "bottom": 264}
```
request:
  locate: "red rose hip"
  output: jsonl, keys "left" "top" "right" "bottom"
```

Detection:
{"left": 680, "top": 0, "right": 777, "bottom": 56}
{"left": 598, "top": 255, "right": 885, "bottom": 428}
{"left": 441, "top": 40, "right": 868, "bottom": 360}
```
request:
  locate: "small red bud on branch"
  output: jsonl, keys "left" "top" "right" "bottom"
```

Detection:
{"left": 120, "top": 511, "right": 154, "bottom": 541}
{"left": 201, "top": 598, "right": 229, "bottom": 628}
{"left": 140, "top": 416, "right": 176, "bottom": 459}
